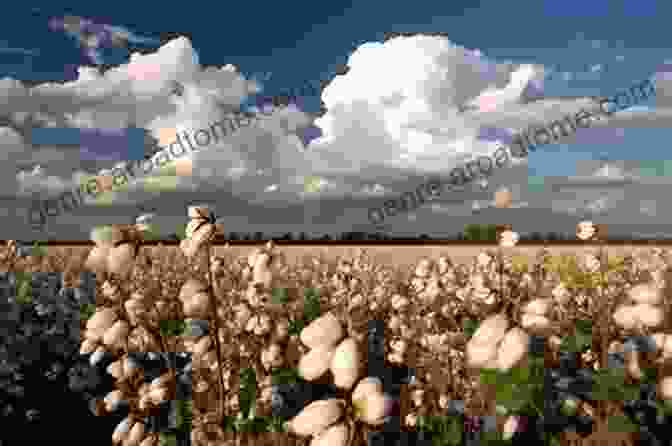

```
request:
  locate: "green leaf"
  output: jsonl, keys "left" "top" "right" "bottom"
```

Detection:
{"left": 222, "top": 415, "right": 237, "bottom": 432}
{"left": 160, "top": 320, "right": 187, "bottom": 337}
{"left": 509, "top": 365, "right": 531, "bottom": 385}
{"left": 303, "top": 288, "right": 321, "bottom": 322}
{"left": 655, "top": 400, "right": 672, "bottom": 419}
{"left": 271, "top": 367, "right": 301, "bottom": 385}
{"left": 271, "top": 287, "right": 289, "bottom": 304}
{"left": 607, "top": 415, "right": 638, "bottom": 433}
{"left": 159, "top": 433, "right": 178, "bottom": 446}
{"left": 80, "top": 303, "right": 96, "bottom": 320}
{"left": 239, "top": 367, "right": 257, "bottom": 419}
{"left": 479, "top": 368, "right": 502, "bottom": 386}
{"left": 287, "top": 318, "right": 305, "bottom": 336}
{"left": 175, "top": 399, "right": 193, "bottom": 432}
{"left": 16, "top": 280, "right": 32, "bottom": 305}
{"left": 641, "top": 366, "right": 658, "bottom": 384}
{"left": 175, "top": 224, "right": 187, "bottom": 240}
{"left": 31, "top": 241, "right": 47, "bottom": 257}
{"left": 573, "top": 331, "right": 592, "bottom": 350}
{"left": 463, "top": 319, "right": 478, "bottom": 339}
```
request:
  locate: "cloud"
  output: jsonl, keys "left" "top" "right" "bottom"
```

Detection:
{"left": 6, "top": 33, "right": 672, "bottom": 239}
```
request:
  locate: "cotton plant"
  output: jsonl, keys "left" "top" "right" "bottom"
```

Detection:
{"left": 286, "top": 312, "right": 399, "bottom": 446}
{"left": 177, "top": 205, "right": 226, "bottom": 424}
{"left": 85, "top": 222, "right": 146, "bottom": 279}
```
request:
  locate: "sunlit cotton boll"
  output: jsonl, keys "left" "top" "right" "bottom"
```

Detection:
{"left": 499, "top": 230, "right": 519, "bottom": 247}
{"left": 576, "top": 221, "right": 596, "bottom": 240}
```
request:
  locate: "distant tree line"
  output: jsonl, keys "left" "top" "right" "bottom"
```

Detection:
{"left": 187, "top": 229, "right": 573, "bottom": 241}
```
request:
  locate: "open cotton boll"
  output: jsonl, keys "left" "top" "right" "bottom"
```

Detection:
{"left": 628, "top": 283, "right": 663, "bottom": 305}
{"left": 659, "top": 376, "right": 672, "bottom": 400}
{"left": 87, "top": 307, "right": 119, "bottom": 332}
{"left": 523, "top": 298, "right": 553, "bottom": 316}
{"left": 495, "top": 327, "right": 529, "bottom": 372}
{"left": 470, "top": 314, "right": 509, "bottom": 346}
{"left": 299, "top": 346, "right": 335, "bottom": 381}
{"left": 112, "top": 416, "right": 131, "bottom": 444}
{"left": 90, "top": 225, "right": 125, "bottom": 246}
{"left": 103, "top": 320, "right": 130, "bottom": 348}
{"left": 520, "top": 313, "right": 552, "bottom": 335}
{"left": 613, "top": 304, "right": 664, "bottom": 330}
{"left": 84, "top": 245, "right": 111, "bottom": 272}
{"left": 355, "top": 392, "right": 396, "bottom": 426}
{"left": 310, "top": 422, "right": 349, "bottom": 446}
{"left": 330, "top": 338, "right": 361, "bottom": 390}
{"left": 286, "top": 399, "right": 345, "bottom": 437}
{"left": 635, "top": 304, "right": 664, "bottom": 328}
{"left": 125, "top": 421, "right": 145, "bottom": 446}
{"left": 466, "top": 341, "right": 499, "bottom": 369}
{"left": 90, "top": 346, "right": 107, "bottom": 366}
{"left": 107, "top": 244, "right": 137, "bottom": 278}
{"left": 352, "top": 377, "right": 383, "bottom": 405}
{"left": 300, "top": 312, "right": 344, "bottom": 349}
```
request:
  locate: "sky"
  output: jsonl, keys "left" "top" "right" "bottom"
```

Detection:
{"left": 2, "top": 0, "right": 672, "bottom": 240}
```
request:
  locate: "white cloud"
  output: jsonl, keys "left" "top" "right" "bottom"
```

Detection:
{"left": 5, "top": 33, "right": 672, "bottom": 239}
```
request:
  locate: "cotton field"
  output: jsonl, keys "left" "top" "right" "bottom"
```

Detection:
{"left": 3, "top": 219, "right": 672, "bottom": 445}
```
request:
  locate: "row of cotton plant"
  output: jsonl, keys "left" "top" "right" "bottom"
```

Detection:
{"left": 68, "top": 211, "right": 672, "bottom": 446}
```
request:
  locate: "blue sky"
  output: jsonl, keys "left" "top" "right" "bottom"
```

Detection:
{"left": 3, "top": 0, "right": 672, "bottom": 239}
{"left": 3, "top": 0, "right": 668, "bottom": 180}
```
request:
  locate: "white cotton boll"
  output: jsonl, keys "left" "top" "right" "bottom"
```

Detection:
{"left": 634, "top": 304, "right": 664, "bottom": 328}
{"left": 495, "top": 328, "right": 529, "bottom": 372}
{"left": 125, "top": 421, "right": 145, "bottom": 446}
{"left": 628, "top": 283, "right": 663, "bottom": 305}
{"left": 470, "top": 314, "right": 509, "bottom": 346}
{"left": 660, "top": 377, "right": 672, "bottom": 400}
{"left": 520, "top": 314, "right": 552, "bottom": 335}
{"left": 352, "top": 377, "right": 383, "bottom": 405}
{"left": 90, "top": 346, "right": 107, "bottom": 366}
{"left": 523, "top": 298, "right": 553, "bottom": 316}
{"left": 112, "top": 416, "right": 131, "bottom": 444}
{"left": 466, "top": 341, "right": 498, "bottom": 369}
{"left": 330, "top": 338, "right": 361, "bottom": 390}
{"left": 298, "top": 346, "right": 335, "bottom": 381}
{"left": 613, "top": 305, "right": 638, "bottom": 330}
{"left": 300, "top": 312, "right": 344, "bottom": 349}
{"left": 286, "top": 399, "right": 345, "bottom": 437}
{"left": 310, "top": 422, "right": 349, "bottom": 446}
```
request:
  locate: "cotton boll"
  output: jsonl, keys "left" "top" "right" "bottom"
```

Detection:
{"left": 107, "top": 244, "right": 137, "bottom": 277}
{"left": 495, "top": 328, "right": 529, "bottom": 372}
{"left": 286, "top": 399, "right": 345, "bottom": 437}
{"left": 466, "top": 341, "right": 499, "bottom": 369}
{"left": 352, "top": 377, "right": 383, "bottom": 405}
{"left": 659, "top": 376, "right": 672, "bottom": 400}
{"left": 628, "top": 283, "right": 663, "bottom": 305}
{"left": 103, "top": 320, "right": 130, "bottom": 348}
{"left": 86, "top": 307, "right": 118, "bottom": 332}
{"left": 298, "top": 346, "right": 335, "bottom": 381}
{"left": 635, "top": 304, "right": 663, "bottom": 328}
{"left": 523, "top": 298, "right": 553, "bottom": 316}
{"left": 613, "top": 305, "right": 638, "bottom": 330}
{"left": 310, "top": 422, "right": 349, "bottom": 446}
{"left": 112, "top": 417, "right": 131, "bottom": 444}
{"left": 90, "top": 346, "right": 107, "bottom": 366}
{"left": 520, "top": 314, "right": 552, "bottom": 335}
{"left": 300, "top": 312, "right": 344, "bottom": 349}
{"left": 125, "top": 422, "right": 145, "bottom": 446}
{"left": 330, "top": 338, "right": 361, "bottom": 390}
{"left": 356, "top": 392, "right": 396, "bottom": 426}
{"left": 470, "top": 314, "right": 509, "bottom": 346}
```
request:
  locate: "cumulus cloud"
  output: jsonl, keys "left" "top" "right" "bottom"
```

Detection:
{"left": 5, "top": 33, "right": 672, "bottom": 239}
